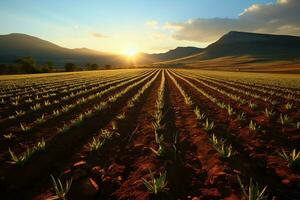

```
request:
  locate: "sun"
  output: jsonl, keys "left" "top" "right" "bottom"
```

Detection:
{"left": 123, "top": 48, "right": 137, "bottom": 57}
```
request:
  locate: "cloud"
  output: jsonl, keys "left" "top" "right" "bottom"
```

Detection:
{"left": 90, "top": 32, "right": 108, "bottom": 39}
{"left": 167, "top": 0, "right": 300, "bottom": 42}
{"left": 145, "top": 20, "right": 159, "bottom": 29}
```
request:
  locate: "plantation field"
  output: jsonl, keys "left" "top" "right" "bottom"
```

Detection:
{"left": 0, "top": 69, "right": 299, "bottom": 200}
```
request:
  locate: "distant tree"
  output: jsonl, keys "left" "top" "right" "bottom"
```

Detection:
{"left": 0, "top": 64, "right": 8, "bottom": 75}
{"left": 15, "top": 56, "right": 39, "bottom": 73}
{"left": 104, "top": 64, "right": 111, "bottom": 70}
{"left": 85, "top": 63, "right": 99, "bottom": 71}
{"left": 64, "top": 63, "right": 77, "bottom": 72}
{"left": 46, "top": 61, "right": 54, "bottom": 70}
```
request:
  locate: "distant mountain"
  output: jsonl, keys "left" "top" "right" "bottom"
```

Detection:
{"left": 158, "top": 31, "right": 300, "bottom": 73}
{"left": 163, "top": 31, "right": 300, "bottom": 64}
{"left": 202, "top": 31, "right": 300, "bottom": 59}
{"left": 0, "top": 33, "right": 202, "bottom": 67}
{"left": 142, "top": 47, "right": 203, "bottom": 61}
{"left": 0, "top": 33, "right": 121, "bottom": 67}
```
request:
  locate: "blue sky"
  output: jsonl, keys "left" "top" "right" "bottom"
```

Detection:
{"left": 1, "top": 0, "right": 294, "bottom": 53}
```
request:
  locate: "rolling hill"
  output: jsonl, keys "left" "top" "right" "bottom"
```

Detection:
{"left": 0, "top": 33, "right": 203, "bottom": 67}
{"left": 159, "top": 31, "right": 300, "bottom": 73}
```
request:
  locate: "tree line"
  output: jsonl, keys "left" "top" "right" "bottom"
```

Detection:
{"left": 0, "top": 56, "right": 112, "bottom": 75}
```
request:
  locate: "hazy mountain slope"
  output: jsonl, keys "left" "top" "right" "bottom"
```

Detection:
{"left": 201, "top": 31, "right": 300, "bottom": 59}
{"left": 160, "top": 31, "right": 300, "bottom": 64}
{"left": 0, "top": 33, "right": 202, "bottom": 67}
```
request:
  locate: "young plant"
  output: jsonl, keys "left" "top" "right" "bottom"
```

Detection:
{"left": 53, "top": 109, "right": 60, "bottom": 116}
{"left": 35, "top": 138, "right": 46, "bottom": 151}
{"left": 142, "top": 170, "right": 168, "bottom": 195}
{"left": 8, "top": 147, "right": 35, "bottom": 165}
{"left": 57, "top": 124, "right": 70, "bottom": 133}
{"left": 236, "top": 112, "right": 246, "bottom": 122}
{"left": 278, "top": 149, "right": 300, "bottom": 169}
{"left": 271, "top": 100, "right": 278, "bottom": 105}
{"left": 248, "top": 120, "right": 260, "bottom": 133}
{"left": 210, "top": 134, "right": 232, "bottom": 159}
{"left": 263, "top": 108, "right": 275, "bottom": 119}
{"left": 237, "top": 176, "right": 268, "bottom": 200}
{"left": 20, "top": 123, "right": 31, "bottom": 132}
{"left": 15, "top": 110, "right": 25, "bottom": 117}
{"left": 284, "top": 102, "right": 293, "bottom": 111}
{"left": 88, "top": 137, "right": 106, "bottom": 152}
{"left": 3, "top": 133, "right": 14, "bottom": 140}
{"left": 184, "top": 96, "right": 193, "bottom": 106}
{"left": 248, "top": 102, "right": 258, "bottom": 110}
{"left": 279, "top": 114, "right": 291, "bottom": 126}
{"left": 50, "top": 175, "right": 73, "bottom": 200}
{"left": 194, "top": 106, "right": 206, "bottom": 121}
{"left": 116, "top": 112, "right": 126, "bottom": 120}
{"left": 35, "top": 114, "right": 45, "bottom": 124}
{"left": 30, "top": 103, "right": 41, "bottom": 111}
{"left": 202, "top": 118, "right": 215, "bottom": 132}
{"left": 227, "top": 104, "right": 235, "bottom": 116}
{"left": 296, "top": 122, "right": 300, "bottom": 130}
{"left": 44, "top": 100, "right": 51, "bottom": 106}
{"left": 151, "top": 134, "right": 167, "bottom": 158}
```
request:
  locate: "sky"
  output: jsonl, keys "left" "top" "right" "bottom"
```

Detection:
{"left": 1, "top": 0, "right": 299, "bottom": 54}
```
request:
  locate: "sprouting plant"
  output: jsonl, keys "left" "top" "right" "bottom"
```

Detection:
{"left": 30, "top": 103, "right": 41, "bottom": 111}
{"left": 237, "top": 176, "right": 268, "bottom": 200}
{"left": 11, "top": 100, "right": 19, "bottom": 106}
{"left": 271, "top": 100, "right": 278, "bottom": 105}
{"left": 248, "top": 102, "right": 258, "bottom": 110}
{"left": 15, "top": 110, "right": 25, "bottom": 116}
{"left": 44, "top": 100, "right": 51, "bottom": 106}
{"left": 263, "top": 108, "right": 275, "bottom": 119}
{"left": 236, "top": 112, "right": 246, "bottom": 122}
{"left": 217, "top": 102, "right": 226, "bottom": 109}
{"left": 116, "top": 112, "right": 125, "bottom": 120}
{"left": 184, "top": 96, "right": 193, "bottom": 106}
{"left": 8, "top": 148, "right": 35, "bottom": 165}
{"left": 296, "top": 122, "right": 300, "bottom": 130}
{"left": 278, "top": 149, "right": 300, "bottom": 169}
{"left": 88, "top": 137, "right": 106, "bottom": 152}
{"left": 3, "top": 133, "right": 14, "bottom": 140}
{"left": 194, "top": 106, "right": 206, "bottom": 121}
{"left": 100, "top": 129, "right": 115, "bottom": 139}
{"left": 248, "top": 120, "right": 260, "bottom": 133}
{"left": 279, "top": 114, "right": 291, "bottom": 125}
{"left": 151, "top": 136, "right": 166, "bottom": 157}
{"left": 61, "top": 105, "right": 70, "bottom": 112}
{"left": 227, "top": 104, "right": 235, "bottom": 116}
{"left": 57, "top": 124, "right": 70, "bottom": 133}
{"left": 203, "top": 118, "right": 215, "bottom": 132}
{"left": 35, "top": 138, "right": 46, "bottom": 151}
{"left": 210, "top": 134, "right": 232, "bottom": 159}
{"left": 0, "top": 98, "right": 5, "bottom": 104}
{"left": 284, "top": 102, "right": 293, "bottom": 111}
{"left": 142, "top": 170, "right": 168, "bottom": 195}
{"left": 20, "top": 123, "right": 30, "bottom": 132}
{"left": 50, "top": 175, "right": 73, "bottom": 200}
{"left": 53, "top": 110, "right": 60, "bottom": 116}
{"left": 35, "top": 114, "right": 45, "bottom": 124}
{"left": 71, "top": 114, "right": 84, "bottom": 126}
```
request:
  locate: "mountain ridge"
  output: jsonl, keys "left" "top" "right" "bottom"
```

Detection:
{"left": 0, "top": 33, "right": 203, "bottom": 67}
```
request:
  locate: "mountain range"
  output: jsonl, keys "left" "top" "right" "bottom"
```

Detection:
{"left": 0, "top": 33, "right": 202, "bottom": 67}
{"left": 0, "top": 31, "right": 300, "bottom": 70}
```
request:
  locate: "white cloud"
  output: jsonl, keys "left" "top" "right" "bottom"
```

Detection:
{"left": 168, "top": 0, "right": 300, "bottom": 42}
{"left": 90, "top": 32, "right": 108, "bottom": 39}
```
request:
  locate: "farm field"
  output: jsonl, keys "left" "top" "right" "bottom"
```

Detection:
{"left": 0, "top": 68, "right": 299, "bottom": 200}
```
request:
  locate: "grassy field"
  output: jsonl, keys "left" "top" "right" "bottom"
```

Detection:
{"left": 0, "top": 69, "right": 299, "bottom": 199}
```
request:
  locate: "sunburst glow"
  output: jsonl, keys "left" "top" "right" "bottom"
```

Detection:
{"left": 123, "top": 48, "right": 137, "bottom": 57}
